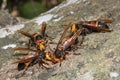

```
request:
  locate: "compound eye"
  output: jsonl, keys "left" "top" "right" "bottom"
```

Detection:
{"left": 98, "top": 22, "right": 109, "bottom": 29}
{"left": 77, "top": 23, "right": 83, "bottom": 29}
{"left": 36, "top": 35, "right": 42, "bottom": 40}
{"left": 18, "top": 63, "right": 26, "bottom": 71}
{"left": 55, "top": 49, "right": 63, "bottom": 58}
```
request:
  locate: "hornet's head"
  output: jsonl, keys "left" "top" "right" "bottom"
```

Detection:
{"left": 55, "top": 46, "right": 63, "bottom": 59}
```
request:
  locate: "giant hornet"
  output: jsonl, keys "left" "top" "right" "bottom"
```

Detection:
{"left": 12, "top": 47, "right": 50, "bottom": 74}
{"left": 70, "top": 18, "right": 113, "bottom": 36}
{"left": 45, "top": 24, "right": 83, "bottom": 64}
{"left": 18, "top": 22, "right": 52, "bottom": 51}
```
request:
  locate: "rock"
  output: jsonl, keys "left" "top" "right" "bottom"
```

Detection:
{"left": 0, "top": 10, "right": 19, "bottom": 27}
{"left": 0, "top": 0, "right": 120, "bottom": 80}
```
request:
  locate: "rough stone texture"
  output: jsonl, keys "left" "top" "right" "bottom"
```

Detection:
{"left": 0, "top": 0, "right": 120, "bottom": 80}
{"left": 0, "top": 10, "right": 20, "bottom": 27}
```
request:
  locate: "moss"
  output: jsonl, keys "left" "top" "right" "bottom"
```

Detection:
{"left": 20, "top": 1, "right": 47, "bottom": 19}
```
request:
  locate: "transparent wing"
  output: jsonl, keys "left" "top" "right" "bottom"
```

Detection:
{"left": 56, "top": 23, "right": 72, "bottom": 49}
{"left": 18, "top": 30, "right": 33, "bottom": 38}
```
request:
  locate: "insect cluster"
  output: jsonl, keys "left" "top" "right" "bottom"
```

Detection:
{"left": 12, "top": 18, "right": 112, "bottom": 74}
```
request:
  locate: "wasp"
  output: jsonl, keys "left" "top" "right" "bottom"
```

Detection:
{"left": 18, "top": 22, "right": 52, "bottom": 51}
{"left": 45, "top": 24, "right": 83, "bottom": 64}
{"left": 70, "top": 18, "right": 113, "bottom": 36}
{"left": 12, "top": 48, "right": 50, "bottom": 74}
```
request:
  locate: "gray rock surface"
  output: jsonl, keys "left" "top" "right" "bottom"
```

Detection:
{"left": 0, "top": 0, "right": 120, "bottom": 80}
